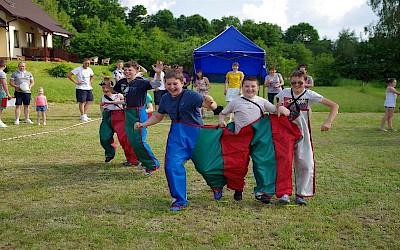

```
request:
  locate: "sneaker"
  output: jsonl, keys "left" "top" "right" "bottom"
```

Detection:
{"left": 279, "top": 194, "right": 290, "bottom": 204}
{"left": 0, "top": 121, "right": 7, "bottom": 128}
{"left": 143, "top": 171, "right": 152, "bottom": 177}
{"left": 233, "top": 190, "right": 243, "bottom": 201}
{"left": 380, "top": 127, "right": 387, "bottom": 132}
{"left": 122, "top": 161, "right": 133, "bottom": 166}
{"left": 43, "top": 122, "right": 46, "bottom": 126}
{"left": 84, "top": 114, "right": 92, "bottom": 120}
{"left": 135, "top": 163, "right": 145, "bottom": 171}
{"left": 104, "top": 157, "right": 114, "bottom": 163}
{"left": 170, "top": 203, "right": 187, "bottom": 212}
{"left": 255, "top": 192, "right": 270, "bottom": 204}
{"left": 80, "top": 115, "right": 88, "bottom": 122}
{"left": 212, "top": 188, "right": 223, "bottom": 201}
{"left": 25, "top": 119, "right": 33, "bottom": 124}
{"left": 388, "top": 128, "right": 398, "bottom": 131}
{"left": 295, "top": 196, "right": 307, "bottom": 206}
{"left": 14, "top": 119, "right": 20, "bottom": 125}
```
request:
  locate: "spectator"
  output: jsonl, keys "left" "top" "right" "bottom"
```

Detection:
{"left": 0, "top": 59, "right": 12, "bottom": 127}
{"left": 67, "top": 58, "right": 95, "bottom": 122}
{"left": 9, "top": 62, "right": 34, "bottom": 125}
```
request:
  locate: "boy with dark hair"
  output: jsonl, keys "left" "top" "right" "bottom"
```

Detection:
{"left": 113, "top": 61, "right": 161, "bottom": 176}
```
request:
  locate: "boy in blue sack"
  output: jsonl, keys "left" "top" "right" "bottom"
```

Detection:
{"left": 135, "top": 70, "right": 217, "bottom": 211}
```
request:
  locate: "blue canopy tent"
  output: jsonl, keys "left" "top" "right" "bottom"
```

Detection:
{"left": 193, "top": 26, "right": 267, "bottom": 83}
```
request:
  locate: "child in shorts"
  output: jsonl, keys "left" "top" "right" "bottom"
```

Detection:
{"left": 34, "top": 87, "right": 48, "bottom": 125}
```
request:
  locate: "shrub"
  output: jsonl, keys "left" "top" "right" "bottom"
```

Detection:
{"left": 48, "top": 63, "right": 73, "bottom": 78}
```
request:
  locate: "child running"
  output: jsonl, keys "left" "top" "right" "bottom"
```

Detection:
{"left": 380, "top": 78, "right": 400, "bottom": 131}
{"left": 275, "top": 70, "right": 339, "bottom": 205}
{"left": 34, "top": 87, "right": 49, "bottom": 125}
{"left": 135, "top": 70, "right": 217, "bottom": 211}
{"left": 218, "top": 76, "right": 290, "bottom": 202}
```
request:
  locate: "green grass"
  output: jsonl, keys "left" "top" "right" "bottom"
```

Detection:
{"left": 1, "top": 61, "right": 400, "bottom": 248}
{"left": 4, "top": 60, "right": 396, "bottom": 112}
{"left": 1, "top": 104, "right": 400, "bottom": 249}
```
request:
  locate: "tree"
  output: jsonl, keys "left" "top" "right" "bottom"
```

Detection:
{"left": 284, "top": 22, "right": 319, "bottom": 44}
{"left": 368, "top": 0, "right": 400, "bottom": 38}
{"left": 127, "top": 5, "right": 147, "bottom": 27}
{"left": 179, "top": 14, "right": 211, "bottom": 36}
{"left": 144, "top": 9, "right": 176, "bottom": 32}
{"left": 333, "top": 29, "right": 359, "bottom": 78}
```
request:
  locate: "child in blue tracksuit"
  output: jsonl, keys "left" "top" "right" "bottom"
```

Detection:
{"left": 135, "top": 70, "right": 217, "bottom": 211}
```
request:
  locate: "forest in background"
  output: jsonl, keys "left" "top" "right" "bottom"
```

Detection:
{"left": 33, "top": 0, "right": 400, "bottom": 85}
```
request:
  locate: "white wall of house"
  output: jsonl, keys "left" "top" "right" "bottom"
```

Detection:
{"left": 0, "top": 10, "right": 54, "bottom": 59}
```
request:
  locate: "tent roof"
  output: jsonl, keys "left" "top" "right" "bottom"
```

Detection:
{"left": 194, "top": 25, "right": 264, "bottom": 54}
{"left": 0, "top": 0, "right": 73, "bottom": 36}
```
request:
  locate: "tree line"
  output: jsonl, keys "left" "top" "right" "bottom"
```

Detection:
{"left": 34, "top": 0, "right": 400, "bottom": 85}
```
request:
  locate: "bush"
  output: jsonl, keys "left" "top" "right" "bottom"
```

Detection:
{"left": 48, "top": 63, "right": 73, "bottom": 78}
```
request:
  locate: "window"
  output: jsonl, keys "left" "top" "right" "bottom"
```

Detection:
{"left": 26, "top": 32, "right": 35, "bottom": 47}
{"left": 14, "top": 30, "right": 19, "bottom": 48}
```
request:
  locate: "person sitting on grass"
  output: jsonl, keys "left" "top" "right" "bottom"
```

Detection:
{"left": 135, "top": 70, "right": 217, "bottom": 211}
{"left": 275, "top": 70, "right": 339, "bottom": 205}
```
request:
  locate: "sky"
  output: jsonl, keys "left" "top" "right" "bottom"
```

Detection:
{"left": 120, "top": 0, "right": 379, "bottom": 40}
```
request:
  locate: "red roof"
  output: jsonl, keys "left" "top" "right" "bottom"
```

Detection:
{"left": 0, "top": 0, "right": 73, "bottom": 36}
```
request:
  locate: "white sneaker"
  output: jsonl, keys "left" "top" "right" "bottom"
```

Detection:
{"left": 80, "top": 115, "right": 88, "bottom": 122}
{"left": 14, "top": 119, "right": 20, "bottom": 125}
{"left": 0, "top": 121, "right": 7, "bottom": 128}
{"left": 25, "top": 119, "right": 34, "bottom": 124}
{"left": 279, "top": 194, "right": 290, "bottom": 204}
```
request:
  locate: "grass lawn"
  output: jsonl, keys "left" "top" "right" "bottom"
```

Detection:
{"left": 1, "top": 61, "right": 400, "bottom": 248}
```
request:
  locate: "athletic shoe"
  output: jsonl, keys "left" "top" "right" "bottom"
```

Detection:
{"left": 0, "top": 121, "right": 7, "bottom": 128}
{"left": 295, "top": 196, "right": 307, "bottom": 206}
{"left": 255, "top": 192, "right": 270, "bottom": 204}
{"left": 80, "top": 115, "right": 88, "bottom": 122}
{"left": 14, "top": 119, "right": 20, "bottom": 125}
{"left": 212, "top": 188, "right": 223, "bottom": 201}
{"left": 25, "top": 119, "right": 33, "bottom": 124}
{"left": 122, "top": 161, "right": 133, "bottom": 166}
{"left": 43, "top": 122, "right": 46, "bottom": 126}
{"left": 104, "top": 157, "right": 114, "bottom": 163}
{"left": 170, "top": 203, "right": 187, "bottom": 212}
{"left": 279, "top": 194, "right": 290, "bottom": 204}
{"left": 135, "top": 163, "right": 146, "bottom": 171}
{"left": 233, "top": 190, "right": 243, "bottom": 201}
{"left": 389, "top": 128, "right": 398, "bottom": 131}
{"left": 380, "top": 127, "right": 387, "bottom": 132}
{"left": 143, "top": 171, "right": 152, "bottom": 177}
{"left": 83, "top": 114, "right": 92, "bottom": 120}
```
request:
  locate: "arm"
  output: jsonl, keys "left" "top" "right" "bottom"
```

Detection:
{"left": 320, "top": 97, "right": 339, "bottom": 131}
{"left": 29, "top": 78, "right": 34, "bottom": 89}
{"left": 1, "top": 78, "right": 11, "bottom": 98}
{"left": 274, "top": 105, "right": 290, "bottom": 117}
{"left": 224, "top": 75, "right": 229, "bottom": 95}
{"left": 264, "top": 77, "right": 270, "bottom": 87}
{"left": 205, "top": 77, "right": 211, "bottom": 89}
{"left": 278, "top": 74, "right": 284, "bottom": 88}
{"left": 388, "top": 86, "right": 400, "bottom": 95}
{"left": 9, "top": 78, "right": 18, "bottom": 90}
{"left": 239, "top": 75, "right": 244, "bottom": 95}
{"left": 218, "top": 112, "right": 227, "bottom": 127}
{"left": 67, "top": 71, "right": 80, "bottom": 85}
{"left": 44, "top": 96, "right": 49, "bottom": 110}
{"left": 304, "top": 76, "right": 314, "bottom": 88}
{"left": 90, "top": 74, "right": 94, "bottom": 85}
{"left": 135, "top": 112, "right": 165, "bottom": 129}
{"left": 202, "top": 94, "right": 217, "bottom": 110}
